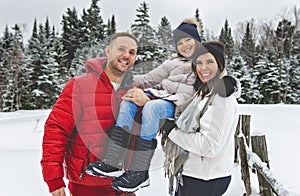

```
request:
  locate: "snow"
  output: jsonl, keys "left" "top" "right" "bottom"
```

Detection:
{"left": 0, "top": 104, "right": 300, "bottom": 196}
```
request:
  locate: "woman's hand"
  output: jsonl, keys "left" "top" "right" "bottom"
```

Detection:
{"left": 215, "top": 76, "right": 237, "bottom": 97}
{"left": 122, "top": 87, "right": 150, "bottom": 106}
{"left": 159, "top": 118, "right": 176, "bottom": 146}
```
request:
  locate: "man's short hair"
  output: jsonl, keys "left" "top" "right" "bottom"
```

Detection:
{"left": 109, "top": 32, "right": 138, "bottom": 45}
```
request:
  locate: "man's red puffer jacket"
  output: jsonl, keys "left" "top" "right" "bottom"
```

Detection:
{"left": 41, "top": 57, "right": 127, "bottom": 193}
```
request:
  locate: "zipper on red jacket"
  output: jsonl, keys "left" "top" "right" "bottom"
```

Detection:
{"left": 87, "top": 142, "right": 91, "bottom": 164}
{"left": 79, "top": 142, "right": 92, "bottom": 180}
{"left": 79, "top": 169, "right": 84, "bottom": 180}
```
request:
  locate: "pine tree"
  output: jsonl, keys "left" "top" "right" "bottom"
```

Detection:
{"left": 287, "top": 54, "right": 300, "bottom": 103}
{"left": 228, "top": 54, "right": 258, "bottom": 103}
{"left": 288, "top": 29, "right": 300, "bottom": 103}
{"left": 61, "top": 7, "right": 82, "bottom": 70}
{"left": 27, "top": 19, "right": 40, "bottom": 86}
{"left": 0, "top": 25, "right": 30, "bottom": 111}
{"left": 1, "top": 26, "right": 14, "bottom": 50}
{"left": 41, "top": 21, "right": 60, "bottom": 107}
{"left": 257, "top": 48, "right": 281, "bottom": 103}
{"left": 44, "top": 17, "right": 51, "bottom": 40}
{"left": 131, "top": 1, "right": 158, "bottom": 73}
{"left": 240, "top": 22, "right": 256, "bottom": 67}
{"left": 27, "top": 21, "right": 60, "bottom": 109}
{"left": 81, "top": 0, "right": 105, "bottom": 45}
{"left": 275, "top": 19, "right": 295, "bottom": 58}
{"left": 194, "top": 8, "right": 206, "bottom": 42}
{"left": 0, "top": 25, "right": 14, "bottom": 111}
{"left": 291, "top": 29, "right": 300, "bottom": 56}
{"left": 12, "top": 25, "right": 32, "bottom": 110}
{"left": 68, "top": 0, "right": 107, "bottom": 77}
{"left": 252, "top": 59, "right": 267, "bottom": 104}
{"left": 51, "top": 26, "right": 68, "bottom": 84}
{"left": 28, "top": 23, "right": 46, "bottom": 108}
{"left": 155, "top": 16, "right": 174, "bottom": 63}
{"left": 219, "top": 19, "right": 235, "bottom": 61}
{"left": 275, "top": 19, "right": 295, "bottom": 103}
{"left": 107, "top": 15, "right": 116, "bottom": 37}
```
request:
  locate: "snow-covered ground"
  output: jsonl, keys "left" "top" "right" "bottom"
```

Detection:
{"left": 0, "top": 104, "right": 300, "bottom": 196}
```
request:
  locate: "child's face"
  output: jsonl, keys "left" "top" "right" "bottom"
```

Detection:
{"left": 176, "top": 37, "right": 196, "bottom": 59}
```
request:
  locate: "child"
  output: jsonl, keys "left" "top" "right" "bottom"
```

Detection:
{"left": 86, "top": 19, "right": 202, "bottom": 193}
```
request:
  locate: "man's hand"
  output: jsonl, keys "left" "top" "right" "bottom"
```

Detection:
{"left": 122, "top": 87, "right": 150, "bottom": 106}
{"left": 51, "top": 187, "right": 66, "bottom": 196}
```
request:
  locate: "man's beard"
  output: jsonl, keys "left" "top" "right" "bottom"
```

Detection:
{"left": 111, "top": 62, "right": 126, "bottom": 78}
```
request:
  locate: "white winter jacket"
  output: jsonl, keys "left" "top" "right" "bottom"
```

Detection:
{"left": 168, "top": 92, "right": 239, "bottom": 180}
{"left": 133, "top": 56, "right": 196, "bottom": 106}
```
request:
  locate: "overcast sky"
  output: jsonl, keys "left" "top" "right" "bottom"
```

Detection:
{"left": 0, "top": 0, "right": 299, "bottom": 40}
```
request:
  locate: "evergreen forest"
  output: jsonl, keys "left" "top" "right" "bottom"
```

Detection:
{"left": 0, "top": 0, "right": 299, "bottom": 111}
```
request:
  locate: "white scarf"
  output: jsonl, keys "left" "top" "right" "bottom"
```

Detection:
{"left": 176, "top": 93, "right": 212, "bottom": 133}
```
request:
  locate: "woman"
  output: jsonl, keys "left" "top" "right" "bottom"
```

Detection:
{"left": 164, "top": 41, "right": 240, "bottom": 196}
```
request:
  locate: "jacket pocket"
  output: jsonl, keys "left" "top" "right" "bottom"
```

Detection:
{"left": 65, "top": 155, "right": 86, "bottom": 179}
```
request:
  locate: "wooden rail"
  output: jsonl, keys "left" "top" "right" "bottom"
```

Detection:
{"left": 237, "top": 115, "right": 289, "bottom": 196}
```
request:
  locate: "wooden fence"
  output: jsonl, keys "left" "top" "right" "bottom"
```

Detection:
{"left": 235, "top": 114, "right": 289, "bottom": 196}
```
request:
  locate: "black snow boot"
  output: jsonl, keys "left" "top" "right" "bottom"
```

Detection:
{"left": 112, "top": 137, "right": 157, "bottom": 192}
{"left": 85, "top": 126, "right": 131, "bottom": 178}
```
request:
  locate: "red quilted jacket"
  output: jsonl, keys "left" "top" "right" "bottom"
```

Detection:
{"left": 41, "top": 57, "right": 127, "bottom": 193}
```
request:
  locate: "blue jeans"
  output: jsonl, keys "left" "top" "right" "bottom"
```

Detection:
{"left": 115, "top": 99, "right": 175, "bottom": 141}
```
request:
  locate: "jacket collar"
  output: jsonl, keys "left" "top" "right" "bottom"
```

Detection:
{"left": 84, "top": 57, "right": 107, "bottom": 75}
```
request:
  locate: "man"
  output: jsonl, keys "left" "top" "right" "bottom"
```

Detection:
{"left": 41, "top": 32, "right": 139, "bottom": 196}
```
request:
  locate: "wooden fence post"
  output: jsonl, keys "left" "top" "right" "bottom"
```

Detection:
{"left": 241, "top": 115, "right": 251, "bottom": 146}
{"left": 234, "top": 115, "right": 241, "bottom": 163}
{"left": 235, "top": 114, "right": 250, "bottom": 163}
{"left": 238, "top": 135, "right": 251, "bottom": 196}
{"left": 236, "top": 115, "right": 289, "bottom": 196}
{"left": 251, "top": 135, "right": 273, "bottom": 196}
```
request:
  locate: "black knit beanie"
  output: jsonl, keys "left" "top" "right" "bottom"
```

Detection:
{"left": 173, "top": 22, "right": 202, "bottom": 45}
{"left": 192, "top": 42, "right": 225, "bottom": 71}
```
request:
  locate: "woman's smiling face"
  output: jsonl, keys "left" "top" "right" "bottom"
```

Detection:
{"left": 195, "top": 53, "right": 219, "bottom": 83}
